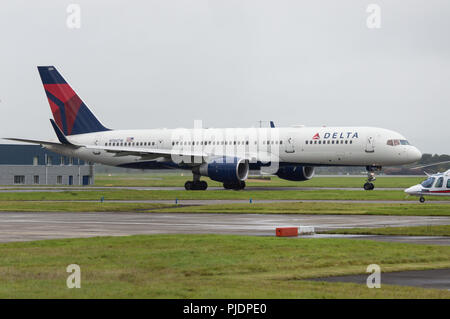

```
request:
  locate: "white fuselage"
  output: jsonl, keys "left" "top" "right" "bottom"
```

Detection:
{"left": 45, "top": 126, "right": 422, "bottom": 170}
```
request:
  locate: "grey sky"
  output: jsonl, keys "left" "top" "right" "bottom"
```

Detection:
{"left": 0, "top": 0, "right": 449, "bottom": 154}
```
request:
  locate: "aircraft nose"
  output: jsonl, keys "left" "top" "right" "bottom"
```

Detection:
{"left": 405, "top": 185, "right": 420, "bottom": 195}
{"left": 408, "top": 147, "right": 422, "bottom": 162}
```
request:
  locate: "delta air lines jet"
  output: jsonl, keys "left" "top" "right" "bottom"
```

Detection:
{"left": 5, "top": 66, "right": 422, "bottom": 190}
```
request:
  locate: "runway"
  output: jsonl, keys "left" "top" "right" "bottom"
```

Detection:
{"left": 1, "top": 211, "right": 449, "bottom": 244}
{"left": 311, "top": 268, "right": 450, "bottom": 290}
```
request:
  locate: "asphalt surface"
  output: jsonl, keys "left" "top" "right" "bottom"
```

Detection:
{"left": 1, "top": 212, "right": 450, "bottom": 244}
{"left": 310, "top": 268, "right": 450, "bottom": 290}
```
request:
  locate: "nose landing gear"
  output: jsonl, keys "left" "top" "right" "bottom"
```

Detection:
{"left": 363, "top": 165, "right": 381, "bottom": 190}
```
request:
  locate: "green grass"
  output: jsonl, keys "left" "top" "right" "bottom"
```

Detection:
{"left": 94, "top": 174, "right": 425, "bottom": 188}
{"left": 0, "top": 234, "right": 449, "bottom": 298}
{"left": 0, "top": 201, "right": 448, "bottom": 216}
{"left": 321, "top": 225, "right": 450, "bottom": 237}
{"left": 0, "top": 189, "right": 446, "bottom": 201}
{"left": 0, "top": 202, "right": 176, "bottom": 212}
{"left": 154, "top": 202, "right": 450, "bottom": 216}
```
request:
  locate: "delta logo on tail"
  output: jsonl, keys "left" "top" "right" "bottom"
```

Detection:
{"left": 312, "top": 132, "right": 359, "bottom": 139}
{"left": 37, "top": 66, "right": 109, "bottom": 136}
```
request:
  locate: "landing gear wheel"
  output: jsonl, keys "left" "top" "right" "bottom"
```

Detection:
{"left": 223, "top": 183, "right": 233, "bottom": 190}
{"left": 364, "top": 165, "right": 381, "bottom": 191}
{"left": 185, "top": 180, "right": 207, "bottom": 190}
{"left": 235, "top": 181, "right": 246, "bottom": 190}
{"left": 419, "top": 196, "right": 425, "bottom": 203}
{"left": 223, "top": 181, "right": 246, "bottom": 190}
{"left": 363, "top": 182, "right": 374, "bottom": 191}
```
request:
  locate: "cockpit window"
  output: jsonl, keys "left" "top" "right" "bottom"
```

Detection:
{"left": 421, "top": 177, "right": 435, "bottom": 188}
{"left": 435, "top": 177, "right": 444, "bottom": 188}
{"left": 386, "top": 139, "right": 410, "bottom": 146}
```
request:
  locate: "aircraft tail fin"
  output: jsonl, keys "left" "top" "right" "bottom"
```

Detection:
{"left": 37, "top": 66, "right": 110, "bottom": 136}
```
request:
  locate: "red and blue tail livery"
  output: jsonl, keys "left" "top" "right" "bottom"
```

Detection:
{"left": 37, "top": 66, "right": 110, "bottom": 136}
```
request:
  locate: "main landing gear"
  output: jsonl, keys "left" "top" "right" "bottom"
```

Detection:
{"left": 223, "top": 181, "right": 246, "bottom": 190}
{"left": 184, "top": 174, "right": 208, "bottom": 190}
{"left": 363, "top": 165, "right": 381, "bottom": 191}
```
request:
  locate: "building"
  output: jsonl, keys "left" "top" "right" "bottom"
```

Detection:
{"left": 0, "top": 145, "right": 94, "bottom": 185}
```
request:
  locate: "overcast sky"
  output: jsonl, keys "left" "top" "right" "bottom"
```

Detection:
{"left": 0, "top": 0, "right": 449, "bottom": 154}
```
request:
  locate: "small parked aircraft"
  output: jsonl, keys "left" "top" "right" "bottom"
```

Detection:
{"left": 404, "top": 167, "right": 450, "bottom": 202}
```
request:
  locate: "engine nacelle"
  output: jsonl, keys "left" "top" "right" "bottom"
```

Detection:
{"left": 276, "top": 165, "right": 315, "bottom": 181}
{"left": 193, "top": 156, "right": 249, "bottom": 183}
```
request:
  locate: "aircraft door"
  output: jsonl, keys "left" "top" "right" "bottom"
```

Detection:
{"left": 365, "top": 136, "right": 375, "bottom": 153}
{"left": 285, "top": 137, "right": 295, "bottom": 153}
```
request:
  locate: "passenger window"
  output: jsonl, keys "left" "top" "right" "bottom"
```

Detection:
{"left": 435, "top": 177, "right": 444, "bottom": 188}
{"left": 447, "top": 179, "right": 450, "bottom": 188}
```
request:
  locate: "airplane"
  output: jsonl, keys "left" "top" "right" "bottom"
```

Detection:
{"left": 5, "top": 66, "right": 423, "bottom": 191}
{"left": 404, "top": 167, "right": 450, "bottom": 203}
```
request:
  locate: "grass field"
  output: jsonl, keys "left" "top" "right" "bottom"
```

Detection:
{"left": 94, "top": 174, "right": 425, "bottom": 188}
{"left": 321, "top": 225, "right": 450, "bottom": 237}
{"left": 1, "top": 234, "right": 449, "bottom": 298}
{"left": 0, "top": 189, "right": 447, "bottom": 202}
{"left": 0, "top": 201, "right": 176, "bottom": 212}
{"left": 0, "top": 201, "right": 449, "bottom": 216}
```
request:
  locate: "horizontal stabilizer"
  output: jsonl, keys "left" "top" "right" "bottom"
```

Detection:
{"left": 50, "top": 119, "right": 73, "bottom": 145}
{"left": 3, "top": 137, "right": 79, "bottom": 148}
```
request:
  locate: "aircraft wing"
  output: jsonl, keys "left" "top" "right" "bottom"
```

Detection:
{"left": 84, "top": 145, "right": 273, "bottom": 163}
{"left": 84, "top": 145, "right": 207, "bottom": 160}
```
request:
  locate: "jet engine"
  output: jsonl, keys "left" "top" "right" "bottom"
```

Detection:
{"left": 193, "top": 156, "right": 249, "bottom": 185}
